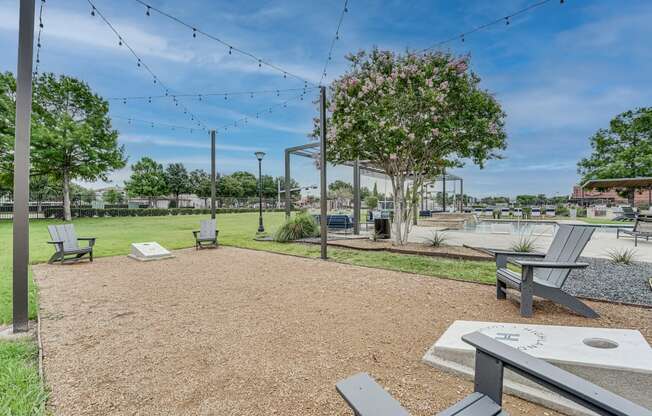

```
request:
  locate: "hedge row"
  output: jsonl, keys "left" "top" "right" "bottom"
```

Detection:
{"left": 42, "top": 207, "right": 289, "bottom": 219}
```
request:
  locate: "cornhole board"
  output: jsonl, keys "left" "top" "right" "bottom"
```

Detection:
{"left": 422, "top": 320, "right": 652, "bottom": 416}
{"left": 128, "top": 242, "right": 174, "bottom": 261}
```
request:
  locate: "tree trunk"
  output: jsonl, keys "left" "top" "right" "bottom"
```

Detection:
{"left": 62, "top": 169, "right": 72, "bottom": 221}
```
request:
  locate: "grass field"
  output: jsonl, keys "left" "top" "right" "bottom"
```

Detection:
{"left": 0, "top": 212, "right": 495, "bottom": 415}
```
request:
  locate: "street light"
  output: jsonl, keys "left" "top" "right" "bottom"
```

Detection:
{"left": 255, "top": 151, "right": 266, "bottom": 233}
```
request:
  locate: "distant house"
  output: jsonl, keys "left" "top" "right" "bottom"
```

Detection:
{"left": 571, "top": 184, "right": 652, "bottom": 207}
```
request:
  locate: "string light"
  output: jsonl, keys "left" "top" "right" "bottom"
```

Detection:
{"left": 112, "top": 115, "right": 207, "bottom": 133}
{"left": 132, "top": 0, "right": 316, "bottom": 86}
{"left": 33, "top": 0, "right": 46, "bottom": 76}
{"left": 87, "top": 0, "right": 206, "bottom": 130}
{"left": 319, "top": 0, "right": 349, "bottom": 86}
{"left": 106, "top": 87, "right": 315, "bottom": 102}
{"left": 420, "top": 0, "right": 560, "bottom": 52}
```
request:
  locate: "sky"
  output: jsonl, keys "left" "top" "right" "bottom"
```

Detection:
{"left": 1, "top": 0, "right": 651, "bottom": 198}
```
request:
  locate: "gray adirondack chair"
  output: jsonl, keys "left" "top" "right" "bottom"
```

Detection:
{"left": 335, "top": 332, "right": 652, "bottom": 416}
{"left": 616, "top": 215, "right": 652, "bottom": 246}
{"left": 193, "top": 219, "right": 218, "bottom": 249}
{"left": 47, "top": 224, "right": 96, "bottom": 264}
{"left": 495, "top": 224, "right": 596, "bottom": 318}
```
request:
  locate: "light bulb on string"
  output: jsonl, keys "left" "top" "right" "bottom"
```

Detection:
{"left": 192, "top": 28, "right": 197, "bottom": 38}
{"left": 146, "top": 6, "right": 150, "bottom": 16}
{"left": 505, "top": 16, "right": 510, "bottom": 25}
{"left": 228, "top": 46, "right": 232, "bottom": 55}
{"left": 91, "top": 6, "right": 95, "bottom": 16}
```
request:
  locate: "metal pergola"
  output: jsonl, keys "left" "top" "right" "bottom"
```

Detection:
{"left": 284, "top": 142, "right": 389, "bottom": 237}
{"left": 422, "top": 172, "right": 464, "bottom": 212}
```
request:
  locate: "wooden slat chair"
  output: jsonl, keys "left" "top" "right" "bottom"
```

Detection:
{"left": 193, "top": 219, "right": 219, "bottom": 249}
{"left": 335, "top": 332, "right": 652, "bottom": 416}
{"left": 47, "top": 224, "right": 96, "bottom": 264}
{"left": 495, "top": 224, "right": 597, "bottom": 318}
{"left": 617, "top": 215, "right": 652, "bottom": 246}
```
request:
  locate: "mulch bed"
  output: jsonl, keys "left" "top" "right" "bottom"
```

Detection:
{"left": 300, "top": 238, "right": 493, "bottom": 261}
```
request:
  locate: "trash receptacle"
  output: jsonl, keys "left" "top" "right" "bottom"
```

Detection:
{"left": 374, "top": 218, "right": 391, "bottom": 239}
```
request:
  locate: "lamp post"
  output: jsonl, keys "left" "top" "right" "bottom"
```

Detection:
{"left": 255, "top": 151, "right": 266, "bottom": 233}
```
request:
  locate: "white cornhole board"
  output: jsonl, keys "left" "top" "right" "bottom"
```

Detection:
{"left": 422, "top": 321, "right": 652, "bottom": 416}
{"left": 128, "top": 242, "right": 173, "bottom": 261}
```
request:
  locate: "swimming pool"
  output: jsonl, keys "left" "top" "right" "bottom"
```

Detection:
{"left": 463, "top": 220, "right": 629, "bottom": 235}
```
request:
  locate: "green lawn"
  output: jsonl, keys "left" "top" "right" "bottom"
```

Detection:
{"left": 0, "top": 212, "right": 495, "bottom": 415}
{"left": 0, "top": 340, "right": 46, "bottom": 415}
{"left": 577, "top": 217, "right": 629, "bottom": 225}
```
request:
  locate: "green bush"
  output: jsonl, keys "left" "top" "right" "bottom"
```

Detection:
{"left": 274, "top": 213, "right": 320, "bottom": 242}
{"left": 33, "top": 207, "right": 292, "bottom": 220}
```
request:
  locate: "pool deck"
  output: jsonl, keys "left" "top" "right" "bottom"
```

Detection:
{"left": 407, "top": 224, "right": 652, "bottom": 262}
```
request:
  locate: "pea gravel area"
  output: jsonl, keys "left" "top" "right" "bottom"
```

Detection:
{"left": 34, "top": 247, "right": 652, "bottom": 416}
{"left": 564, "top": 257, "right": 652, "bottom": 306}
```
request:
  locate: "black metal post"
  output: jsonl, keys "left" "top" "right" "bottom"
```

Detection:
{"left": 210, "top": 129, "right": 216, "bottom": 220}
{"left": 284, "top": 149, "right": 291, "bottom": 219}
{"left": 319, "top": 86, "right": 327, "bottom": 259}
{"left": 13, "top": 0, "right": 35, "bottom": 333}
{"left": 442, "top": 170, "right": 447, "bottom": 213}
{"left": 257, "top": 158, "right": 264, "bottom": 233}
{"left": 353, "top": 159, "right": 360, "bottom": 235}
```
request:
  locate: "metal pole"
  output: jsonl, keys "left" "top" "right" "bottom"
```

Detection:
{"left": 277, "top": 178, "right": 281, "bottom": 208}
{"left": 258, "top": 159, "right": 264, "bottom": 232}
{"left": 460, "top": 179, "right": 464, "bottom": 212}
{"left": 13, "top": 0, "right": 36, "bottom": 333}
{"left": 353, "top": 159, "right": 360, "bottom": 235}
{"left": 319, "top": 86, "right": 327, "bottom": 259}
{"left": 210, "top": 130, "right": 216, "bottom": 219}
{"left": 442, "top": 170, "right": 447, "bottom": 213}
{"left": 284, "top": 149, "right": 291, "bottom": 219}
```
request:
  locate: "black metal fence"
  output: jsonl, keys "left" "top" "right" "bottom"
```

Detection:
{"left": 0, "top": 195, "right": 285, "bottom": 220}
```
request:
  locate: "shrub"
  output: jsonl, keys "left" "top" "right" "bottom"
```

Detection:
{"left": 509, "top": 234, "right": 538, "bottom": 252}
{"left": 423, "top": 231, "right": 447, "bottom": 247}
{"left": 365, "top": 196, "right": 378, "bottom": 210}
{"left": 606, "top": 248, "right": 636, "bottom": 265}
{"left": 274, "top": 213, "right": 320, "bottom": 242}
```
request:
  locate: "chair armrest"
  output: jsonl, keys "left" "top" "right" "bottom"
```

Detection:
{"left": 78, "top": 237, "right": 96, "bottom": 247}
{"left": 462, "top": 332, "right": 652, "bottom": 416}
{"left": 512, "top": 260, "right": 589, "bottom": 269}
{"left": 336, "top": 373, "right": 410, "bottom": 416}
{"left": 492, "top": 250, "right": 546, "bottom": 257}
{"left": 47, "top": 240, "right": 64, "bottom": 244}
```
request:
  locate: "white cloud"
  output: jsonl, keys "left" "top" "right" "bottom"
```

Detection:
{"left": 0, "top": 1, "right": 192, "bottom": 62}
{"left": 119, "top": 134, "right": 265, "bottom": 152}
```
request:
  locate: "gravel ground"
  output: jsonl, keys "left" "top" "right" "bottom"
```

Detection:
{"left": 34, "top": 247, "right": 652, "bottom": 416}
{"left": 565, "top": 257, "right": 652, "bottom": 306}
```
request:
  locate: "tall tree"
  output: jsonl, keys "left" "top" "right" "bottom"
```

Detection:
{"left": 103, "top": 188, "right": 124, "bottom": 204}
{"left": 165, "top": 163, "right": 190, "bottom": 207}
{"left": 578, "top": 107, "right": 652, "bottom": 205}
{"left": 230, "top": 171, "right": 258, "bottom": 197}
{"left": 124, "top": 157, "right": 168, "bottom": 207}
{"left": 322, "top": 49, "right": 506, "bottom": 244}
{"left": 1, "top": 72, "right": 127, "bottom": 220}
{"left": 189, "top": 169, "right": 214, "bottom": 206}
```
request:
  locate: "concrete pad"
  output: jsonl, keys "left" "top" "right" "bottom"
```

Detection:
{"left": 422, "top": 320, "right": 652, "bottom": 415}
{"left": 128, "top": 242, "right": 174, "bottom": 261}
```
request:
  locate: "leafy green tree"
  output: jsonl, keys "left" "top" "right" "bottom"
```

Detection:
{"left": 103, "top": 188, "right": 124, "bottom": 204}
{"left": 323, "top": 49, "right": 506, "bottom": 244}
{"left": 230, "top": 171, "right": 258, "bottom": 197}
{"left": 189, "top": 169, "right": 214, "bottom": 206}
{"left": 276, "top": 176, "right": 301, "bottom": 198}
{"left": 365, "top": 195, "right": 378, "bottom": 209}
{"left": 218, "top": 174, "right": 244, "bottom": 198}
{"left": 578, "top": 108, "right": 652, "bottom": 205}
{"left": 124, "top": 157, "right": 168, "bottom": 207}
{"left": 516, "top": 195, "right": 538, "bottom": 206}
{"left": 165, "top": 163, "right": 190, "bottom": 207}
{"left": 260, "top": 174, "right": 277, "bottom": 198}
{"left": 1, "top": 72, "right": 127, "bottom": 220}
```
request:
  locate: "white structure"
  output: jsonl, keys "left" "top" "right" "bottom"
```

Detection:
{"left": 423, "top": 320, "right": 652, "bottom": 416}
{"left": 128, "top": 242, "right": 173, "bottom": 261}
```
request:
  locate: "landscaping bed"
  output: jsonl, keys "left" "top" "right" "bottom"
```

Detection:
{"left": 299, "top": 238, "right": 493, "bottom": 261}
{"left": 565, "top": 257, "right": 652, "bottom": 306}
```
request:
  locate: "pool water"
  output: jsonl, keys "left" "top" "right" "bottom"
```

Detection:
{"left": 463, "top": 220, "right": 625, "bottom": 235}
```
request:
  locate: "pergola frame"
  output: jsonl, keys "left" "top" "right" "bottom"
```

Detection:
{"left": 422, "top": 172, "right": 464, "bottom": 212}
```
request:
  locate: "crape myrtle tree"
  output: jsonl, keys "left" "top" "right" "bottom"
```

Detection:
{"left": 0, "top": 72, "right": 127, "bottom": 221}
{"left": 124, "top": 157, "right": 168, "bottom": 207}
{"left": 578, "top": 107, "right": 652, "bottom": 205}
{"left": 319, "top": 49, "right": 506, "bottom": 244}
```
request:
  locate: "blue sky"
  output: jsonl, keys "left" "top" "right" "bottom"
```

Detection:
{"left": 1, "top": 0, "right": 651, "bottom": 197}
